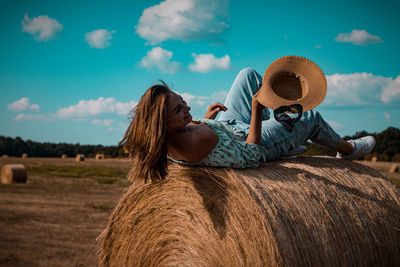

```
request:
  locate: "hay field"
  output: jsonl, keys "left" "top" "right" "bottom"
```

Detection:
{"left": 0, "top": 157, "right": 398, "bottom": 266}
{"left": 359, "top": 160, "right": 400, "bottom": 187}
{"left": 0, "top": 157, "right": 131, "bottom": 266}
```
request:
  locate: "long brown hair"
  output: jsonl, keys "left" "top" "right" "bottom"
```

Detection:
{"left": 120, "top": 83, "right": 172, "bottom": 183}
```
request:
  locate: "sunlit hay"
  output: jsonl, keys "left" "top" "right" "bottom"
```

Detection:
{"left": 1, "top": 164, "right": 28, "bottom": 184}
{"left": 372, "top": 156, "right": 378, "bottom": 162}
{"left": 76, "top": 154, "right": 85, "bottom": 162}
{"left": 61, "top": 154, "right": 67, "bottom": 159}
{"left": 22, "top": 153, "right": 28, "bottom": 159}
{"left": 389, "top": 164, "right": 399, "bottom": 173}
{"left": 96, "top": 154, "right": 105, "bottom": 160}
{"left": 99, "top": 156, "right": 400, "bottom": 267}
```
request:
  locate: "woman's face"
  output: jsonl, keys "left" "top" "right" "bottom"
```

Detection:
{"left": 166, "top": 93, "right": 192, "bottom": 132}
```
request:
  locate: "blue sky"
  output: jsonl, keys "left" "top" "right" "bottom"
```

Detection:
{"left": 1, "top": 0, "right": 399, "bottom": 145}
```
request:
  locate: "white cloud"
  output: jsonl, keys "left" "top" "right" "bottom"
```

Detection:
{"left": 56, "top": 97, "right": 137, "bottom": 118}
{"left": 8, "top": 97, "right": 40, "bottom": 112}
{"left": 29, "top": 104, "right": 40, "bottom": 111}
{"left": 8, "top": 97, "right": 29, "bottom": 111}
{"left": 115, "top": 101, "right": 137, "bottom": 115}
{"left": 384, "top": 112, "right": 391, "bottom": 121}
{"left": 210, "top": 91, "right": 229, "bottom": 102}
{"left": 21, "top": 13, "right": 63, "bottom": 42}
{"left": 335, "top": 29, "right": 382, "bottom": 46}
{"left": 327, "top": 120, "right": 343, "bottom": 130}
{"left": 92, "top": 119, "right": 113, "bottom": 126}
{"left": 85, "top": 29, "right": 115, "bottom": 49}
{"left": 324, "top": 73, "right": 400, "bottom": 107}
{"left": 136, "top": 0, "right": 230, "bottom": 44}
{"left": 14, "top": 113, "right": 46, "bottom": 121}
{"left": 177, "top": 90, "right": 228, "bottom": 117}
{"left": 381, "top": 76, "right": 400, "bottom": 103}
{"left": 14, "top": 114, "right": 27, "bottom": 121}
{"left": 188, "top": 53, "right": 230, "bottom": 73}
{"left": 139, "top": 47, "right": 180, "bottom": 73}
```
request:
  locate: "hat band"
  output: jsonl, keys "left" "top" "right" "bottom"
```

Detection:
{"left": 273, "top": 104, "right": 303, "bottom": 132}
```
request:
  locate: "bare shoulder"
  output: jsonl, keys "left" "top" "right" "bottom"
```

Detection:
{"left": 169, "top": 123, "right": 218, "bottom": 162}
{"left": 187, "top": 124, "right": 218, "bottom": 162}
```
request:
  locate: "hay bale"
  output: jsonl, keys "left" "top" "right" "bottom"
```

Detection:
{"left": 1, "top": 164, "right": 27, "bottom": 184}
{"left": 389, "top": 164, "right": 399, "bottom": 173}
{"left": 22, "top": 153, "right": 28, "bottom": 159}
{"left": 61, "top": 154, "right": 67, "bottom": 159}
{"left": 75, "top": 154, "right": 85, "bottom": 162}
{"left": 371, "top": 156, "right": 378, "bottom": 162}
{"left": 96, "top": 154, "right": 105, "bottom": 160}
{"left": 2, "top": 155, "right": 8, "bottom": 158}
{"left": 99, "top": 156, "right": 400, "bottom": 266}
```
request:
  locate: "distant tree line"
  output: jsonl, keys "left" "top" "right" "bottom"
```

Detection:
{"left": 1, "top": 127, "right": 399, "bottom": 161}
{"left": 0, "top": 136, "right": 126, "bottom": 158}
{"left": 304, "top": 127, "right": 400, "bottom": 162}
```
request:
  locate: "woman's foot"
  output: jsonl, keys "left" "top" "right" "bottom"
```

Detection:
{"left": 336, "top": 136, "right": 376, "bottom": 160}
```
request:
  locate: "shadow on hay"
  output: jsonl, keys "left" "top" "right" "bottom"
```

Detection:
{"left": 289, "top": 166, "right": 393, "bottom": 208}
{"left": 180, "top": 167, "right": 229, "bottom": 238}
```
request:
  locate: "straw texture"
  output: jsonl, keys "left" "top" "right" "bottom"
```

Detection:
{"left": 1, "top": 164, "right": 27, "bottom": 184}
{"left": 99, "top": 156, "right": 400, "bottom": 266}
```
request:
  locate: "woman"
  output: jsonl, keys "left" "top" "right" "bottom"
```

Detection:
{"left": 121, "top": 68, "right": 375, "bottom": 183}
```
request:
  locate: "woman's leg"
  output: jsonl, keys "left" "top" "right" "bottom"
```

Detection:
{"left": 261, "top": 110, "right": 342, "bottom": 160}
{"left": 218, "top": 68, "right": 270, "bottom": 123}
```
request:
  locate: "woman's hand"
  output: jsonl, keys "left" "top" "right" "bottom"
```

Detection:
{"left": 251, "top": 90, "right": 264, "bottom": 113}
{"left": 204, "top": 103, "right": 227, "bottom": 120}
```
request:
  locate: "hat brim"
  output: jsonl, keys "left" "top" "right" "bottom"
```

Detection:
{"left": 257, "top": 56, "right": 327, "bottom": 112}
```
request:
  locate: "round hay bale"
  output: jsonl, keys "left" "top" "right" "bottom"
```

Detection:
{"left": 389, "top": 164, "right": 399, "bottom": 173}
{"left": 75, "top": 154, "right": 85, "bottom": 162}
{"left": 99, "top": 156, "right": 400, "bottom": 266}
{"left": 96, "top": 154, "right": 105, "bottom": 160}
{"left": 22, "top": 153, "right": 28, "bottom": 159}
{"left": 1, "top": 164, "right": 28, "bottom": 184}
{"left": 371, "top": 156, "right": 378, "bottom": 162}
{"left": 61, "top": 154, "right": 67, "bottom": 159}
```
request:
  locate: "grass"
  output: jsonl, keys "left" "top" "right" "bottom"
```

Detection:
{"left": 28, "top": 165, "right": 128, "bottom": 179}
{"left": 389, "top": 178, "right": 400, "bottom": 187}
{"left": 92, "top": 177, "right": 117, "bottom": 185}
{"left": 87, "top": 203, "right": 113, "bottom": 211}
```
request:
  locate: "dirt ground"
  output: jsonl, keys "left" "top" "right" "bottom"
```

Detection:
{"left": 0, "top": 157, "right": 399, "bottom": 266}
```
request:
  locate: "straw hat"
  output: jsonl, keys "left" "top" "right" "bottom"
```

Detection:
{"left": 257, "top": 55, "right": 327, "bottom": 112}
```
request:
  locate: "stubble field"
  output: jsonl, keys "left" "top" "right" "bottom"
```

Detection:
{"left": 0, "top": 157, "right": 399, "bottom": 266}
{"left": 0, "top": 157, "right": 131, "bottom": 266}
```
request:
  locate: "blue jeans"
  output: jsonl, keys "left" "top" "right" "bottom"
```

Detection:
{"left": 218, "top": 68, "right": 341, "bottom": 161}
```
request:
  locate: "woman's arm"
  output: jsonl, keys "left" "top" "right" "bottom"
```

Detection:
{"left": 246, "top": 91, "right": 265, "bottom": 145}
